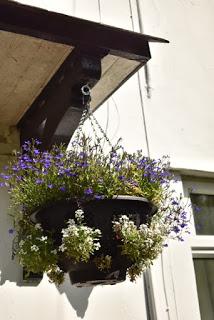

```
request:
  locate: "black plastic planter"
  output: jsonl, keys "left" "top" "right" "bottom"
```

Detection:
{"left": 60, "top": 255, "right": 129, "bottom": 287}
{"left": 30, "top": 195, "right": 157, "bottom": 286}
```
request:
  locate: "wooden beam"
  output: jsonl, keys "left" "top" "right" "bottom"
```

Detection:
{"left": 0, "top": 1, "right": 168, "bottom": 149}
{"left": 0, "top": 1, "right": 168, "bottom": 62}
{"left": 19, "top": 48, "right": 105, "bottom": 149}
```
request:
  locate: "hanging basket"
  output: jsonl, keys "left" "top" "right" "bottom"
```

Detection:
{"left": 30, "top": 195, "right": 157, "bottom": 286}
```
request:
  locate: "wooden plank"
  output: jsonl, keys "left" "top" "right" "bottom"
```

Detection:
{"left": 0, "top": 1, "right": 168, "bottom": 62}
{"left": 0, "top": 31, "right": 71, "bottom": 125}
{"left": 0, "top": 1, "right": 168, "bottom": 148}
{"left": 19, "top": 48, "right": 104, "bottom": 149}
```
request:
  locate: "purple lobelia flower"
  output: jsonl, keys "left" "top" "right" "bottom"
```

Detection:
{"left": 94, "top": 194, "right": 104, "bottom": 200}
{"left": 59, "top": 186, "right": 66, "bottom": 192}
{"left": 8, "top": 228, "right": 15, "bottom": 235}
{"left": 36, "top": 179, "right": 44, "bottom": 185}
{"left": 84, "top": 188, "right": 93, "bottom": 195}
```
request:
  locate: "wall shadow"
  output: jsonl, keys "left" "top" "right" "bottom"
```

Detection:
{"left": 0, "top": 188, "right": 21, "bottom": 285}
{"left": 0, "top": 186, "right": 93, "bottom": 315}
{"left": 58, "top": 274, "right": 93, "bottom": 318}
{"left": 0, "top": 187, "right": 43, "bottom": 287}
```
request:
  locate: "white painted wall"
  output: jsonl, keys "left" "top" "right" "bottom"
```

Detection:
{"left": 137, "top": 0, "right": 214, "bottom": 172}
{"left": 94, "top": 0, "right": 214, "bottom": 172}
{"left": 0, "top": 1, "right": 150, "bottom": 320}
{"left": 2, "top": 0, "right": 214, "bottom": 319}
{"left": 14, "top": 0, "right": 214, "bottom": 171}
{"left": 0, "top": 128, "right": 149, "bottom": 320}
{"left": 0, "top": 157, "right": 149, "bottom": 318}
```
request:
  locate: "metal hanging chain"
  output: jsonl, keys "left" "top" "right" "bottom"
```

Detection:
{"left": 72, "top": 85, "right": 91, "bottom": 141}
{"left": 88, "top": 110, "right": 113, "bottom": 149}
{"left": 77, "top": 107, "right": 89, "bottom": 134}
{"left": 72, "top": 107, "right": 88, "bottom": 143}
{"left": 88, "top": 112, "right": 102, "bottom": 146}
{"left": 75, "top": 84, "right": 113, "bottom": 149}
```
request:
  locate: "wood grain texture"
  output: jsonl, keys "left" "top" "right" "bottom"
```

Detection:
{"left": 0, "top": 31, "right": 71, "bottom": 125}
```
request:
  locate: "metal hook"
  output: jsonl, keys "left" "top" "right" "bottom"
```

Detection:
{"left": 81, "top": 84, "right": 91, "bottom": 110}
{"left": 81, "top": 84, "right": 91, "bottom": 96}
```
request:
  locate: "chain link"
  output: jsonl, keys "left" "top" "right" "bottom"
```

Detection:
{"left": 72, "top": 107, "right": 88, "bottom": 142}
{"left": 73, "top": 84, "right": 113, "bottom": 149}
{"left": 88, "top": 110, "right": 113, "bottom": 148}
{"left": 72, "top": 85, "right": 90, "bottom": 141}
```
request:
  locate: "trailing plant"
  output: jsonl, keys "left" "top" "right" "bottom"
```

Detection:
{"left": 94, "top": 255, "right": 112, "bottom": 271}
{"left": 16, "top": 218, "right": 64, "bottom": 285}
{"left": 0, "top": 137, "right": 172, "bottom": 214}
{"left": 113, "top": 214, "right": 172, "bottom": 281}
{"left": 59, "top": 209, "right": 101, "bottom": 263}
{"left": 0, "top": 137, "right": 189, "bottom": 285}
{"left": 14, "top": 209, "right": 101, "bottom": 285}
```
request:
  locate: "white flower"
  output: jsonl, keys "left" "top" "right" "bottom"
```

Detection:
{"left": 75, "top": 209, "right": 84, "bottom": 215}
{"left": 94, "top": 242, "right": 101, "bottom": 250}
{"left": 19, "top": 249, "right": 26, "bottom": 255}
{"left": 51, "top": 249, "right": 57, "bottom": 255}
{"left": 139, "top": 224, "right": 148, "bottom": 233}
{"left": 31, "top": 245, "right": 39, "bottom": 252}
{"left": 94, "top": 229, "right": 101, "bottom": 235}
{"left": 120, "top": 215, "right": 129, "bottom": 222}
{"left": 67, "top": 219, "right": 75, "bottom": 226}
{"left": 85, "top": 238, "right": 93, "bottom": 246}
{"left": 145, "top": 239, "right": 153, "bottom": 246}
{"left": 40, "top": 236, "right": 48, "bottom": 242}
{"left": 59, "top": 244, "right": 66, "bottom": 252}
{"left": 19, "top": 240, "right": 24, "bottom": 247}
{"left": 80, "top": 226, "right": 89, "bottom": 232}
{"left": 47, "top": 265, "right": 62, "bottom": 273}
{"left": 68, "top": 229, "right": 78, "bottom": 236}
{"left": 75, "top": 209, "right": 84, "bottom": 222}
{"left": 35, "top": 223, "right": 42, "bottom": 230}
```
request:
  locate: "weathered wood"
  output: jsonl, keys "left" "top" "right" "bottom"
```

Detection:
{"left": 0, "top": 32, "right": 71, "bottom": 126}
{"left": 0, "top": 1, "right": 168, "bottom": 62}
{"left": 0, "top": 1, "right": 168, "bottom": 149}
{"left": 19, "top": 48, "right": 105, "bottom": 149}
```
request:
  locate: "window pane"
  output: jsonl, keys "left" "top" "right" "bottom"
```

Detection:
{"left": 193, "top": 259, "right": 214, "bottom": 320}
{"left": 190, "top": 194, "right": 214, "bottom": 235}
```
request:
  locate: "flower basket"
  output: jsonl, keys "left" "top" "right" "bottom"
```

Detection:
{"left": 0, "top": 137, "right": 189, "bottom": 286}
{"left": 31, "top": 195, "right": 157, "bottom": 286}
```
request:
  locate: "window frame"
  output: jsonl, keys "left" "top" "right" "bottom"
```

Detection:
{"left": 182, "top": 176, "right": 214, "bottom": 248}
{"left": 182, "top": 176, "right": 214, "bottom": 319}
{"left": 147, "top": 175, "right": 214, "bottom": 320}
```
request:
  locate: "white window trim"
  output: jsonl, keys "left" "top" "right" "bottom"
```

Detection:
{"left": 147, "top": 175, "right": 214, "bottom": 320}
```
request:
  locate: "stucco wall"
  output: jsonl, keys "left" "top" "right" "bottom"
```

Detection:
{"left": 134, "top": 0, "right": 214, "bottom": 172}
{"left": 1, "top": 0, "right": 214, "bottom": 319}
{"left": 0, "top": 1, "right": 150, "bottom": 320}
{"left": 15, "top": 0, "right": 214, "bottom": 172}
{"left": 92, "top": 0, "right": 214, "bottom": 173}
{"left": 0, "top": 160, "right": 150, "bottom": 315}
{"left": 0, "top": 127, "right": 149, "bottom": 320}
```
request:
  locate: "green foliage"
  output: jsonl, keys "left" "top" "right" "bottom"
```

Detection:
{"left": 0, "top": 137, "right": 189, "bottom": 285}
{"left": 113, "top": 215, "right": 167, "bottom": 281}
{"left": 1, "top": 137, "right": 171, "bottom": 217}
{"left": 59, "top": 209, "right": 101, "bottom": 263}
{"left": 17, "top": 219, "right": 61, "bottom": 280}
{"left": 16, "top": 210, "right": 101, "bottom": 285}
{"left": 94, "top": 255, "right": 112, "bottom": 271}
{"left": 46, "top": 266, "right": 65, "bottom": 286}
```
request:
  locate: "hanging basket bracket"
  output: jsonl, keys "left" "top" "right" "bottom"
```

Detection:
{"left": 19, "top": 48, "right": 105, "bottom": 150}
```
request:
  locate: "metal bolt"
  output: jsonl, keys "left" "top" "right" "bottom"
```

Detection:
{"left": 81, "top": 84, "right": 91, "bottom": 96}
